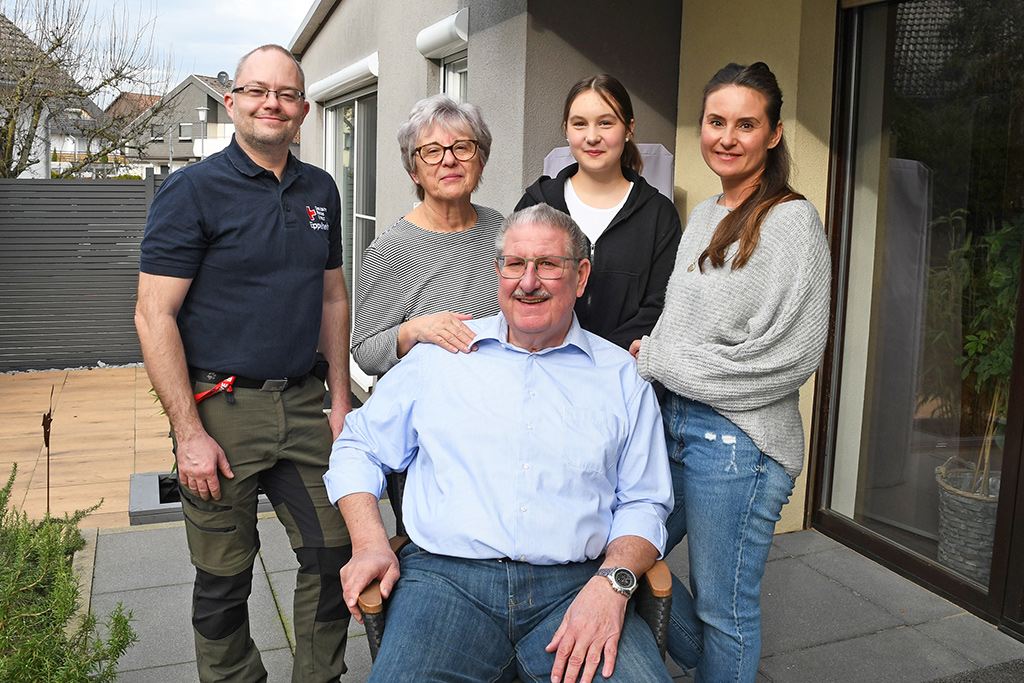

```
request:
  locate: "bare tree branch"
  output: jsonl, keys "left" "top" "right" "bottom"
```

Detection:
{"left": 0, "top": 0, "right": 173, "bottom": 178}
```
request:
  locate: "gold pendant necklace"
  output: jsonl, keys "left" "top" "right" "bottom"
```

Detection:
{"left": 687, "top": 195, "right": 722, "bottom": 273}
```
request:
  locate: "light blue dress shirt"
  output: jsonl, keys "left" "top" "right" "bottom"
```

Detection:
{"left": 324, "top": 313, "right": 673, "bottom": 565}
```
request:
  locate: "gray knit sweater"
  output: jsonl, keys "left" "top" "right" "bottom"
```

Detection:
{"left": 637, "top": 196, "right": 831, "bottom": 479}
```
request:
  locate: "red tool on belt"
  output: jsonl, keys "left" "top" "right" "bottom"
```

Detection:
{"left": 195, "top": 376, "right": 236, "bottom": 403}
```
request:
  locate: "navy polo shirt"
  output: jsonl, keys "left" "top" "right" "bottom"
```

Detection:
{"left": 140, "top": 136, "right": 343, "bottom": 379}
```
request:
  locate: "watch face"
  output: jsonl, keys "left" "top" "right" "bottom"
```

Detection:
{"left": 613, "top": 568, "right": 636, "bottom": 588}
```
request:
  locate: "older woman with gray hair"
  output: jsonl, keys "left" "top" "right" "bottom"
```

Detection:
{"left": 351, "top": 94, "right": 503, "bottom": 376}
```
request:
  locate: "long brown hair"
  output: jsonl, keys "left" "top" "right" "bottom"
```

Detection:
{"left": 562, "top": 74, "right": 643, "bottom": 174}
{"left": 698, "top": 62, "right": 803, "bottom": 272}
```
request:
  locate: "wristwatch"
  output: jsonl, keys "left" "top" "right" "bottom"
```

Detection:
{"left": 596, "top": 566, "right": 638, "bottom": 598}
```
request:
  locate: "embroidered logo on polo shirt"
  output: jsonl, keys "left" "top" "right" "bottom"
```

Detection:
{"left": 306, "top": 205, "right": 329, "bottom": 231}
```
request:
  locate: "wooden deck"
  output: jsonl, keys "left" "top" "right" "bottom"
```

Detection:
{"left": 0, "top": 366, "right": 172, "bottom": 528}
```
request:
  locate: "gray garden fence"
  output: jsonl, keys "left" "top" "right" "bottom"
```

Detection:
{"left": 0, "top": 177, "right": 161, "bottom": 372}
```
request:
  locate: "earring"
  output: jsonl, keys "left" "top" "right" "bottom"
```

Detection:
{"left": 625, "top": 137, "right": 630, "bottom": 142}
{"left": 566, "top": 137, "right": 569, "bottom": 143}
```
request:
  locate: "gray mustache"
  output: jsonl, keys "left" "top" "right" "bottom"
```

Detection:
{"left": 512, "top": 289, "right": 551, "bottom": 300}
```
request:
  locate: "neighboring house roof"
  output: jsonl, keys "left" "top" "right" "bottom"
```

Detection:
{"left": 151, "top": 74, "right": 232, "bottom": 119}
{"left": 151, "top": 73, "right": 301, "bottom": 145}
{"left": 0, "top": 12, "right": 47, "bottom": 85}
{"left": 0, "top": 11, "right": 74, "bottom": 92}
{"left": 1, "top": 12, "right": 108, "bottom": 135}
{"left": 195, "top": 73, "right": 234, "bottom": 96}
{"left": 105, "top": 92, "right": 161, "bottom": 120}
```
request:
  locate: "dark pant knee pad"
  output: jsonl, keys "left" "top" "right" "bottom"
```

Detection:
{"left": 193, "top": 566, "right": 253, "bottom": 640}
{"left": 295, "top": 545, "right": 352, "bottom": 622}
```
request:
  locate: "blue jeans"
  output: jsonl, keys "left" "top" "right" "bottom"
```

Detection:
{"left": 660, "top": 395, "right": 794, "bottom": 682}
{"left": 368, "top": 544, "right": 672, "bottom": 682}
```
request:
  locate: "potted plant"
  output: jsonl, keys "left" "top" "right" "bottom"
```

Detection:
{"left": 926, "top": 210, "right": 1021, "bottom": 585}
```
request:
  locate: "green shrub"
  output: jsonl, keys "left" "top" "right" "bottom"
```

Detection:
{"left": 0, "top": 465, "right": 136, "bottom": 681}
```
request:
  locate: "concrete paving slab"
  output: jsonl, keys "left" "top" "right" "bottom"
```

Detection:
{"left": 767, "top": 540, "right": 790, "bottom": 563}
{"left": 92, "top": 582, "right": 196, "bottom": 672}
{"left": 93, "top": 525, "right": 192, "bottom": 594}
{"left": 251, "top": 561, "right": 291, "bottom": 652}
{"left": 265, "top": 568, "right": 297, "bottom": 646}
{"left": 344, "top": 632, "right": 375, "bottom": 681}
{"left": 915, "top": 613, "right": 1024, "bottom": 668}
{"left": 256, "top": 515, "right": 299, "bottom": 573}
{"left": 759, "top": 624, "right": 975, "bottom": 683}
{"left": 760, "top": 557, "right": 903, "bottom": 656}
{"left": 115, "top": 660, "right": 200, "bottom": 683}
{"left": 262, "top": 646, "right": 296, "bottom": 681}
{"left": 801, "top": 544, "right": 964, "bottom": 625}
{"left": 770, "top": 528, "right": 842, "bottom": 558}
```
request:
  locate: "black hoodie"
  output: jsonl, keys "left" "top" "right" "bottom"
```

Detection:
{"left": 515, "top": 163, "right": 682, "bottom": 350}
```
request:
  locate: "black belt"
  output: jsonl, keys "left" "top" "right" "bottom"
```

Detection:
{"left": 189, "top": 366, "right": 311, "bottom": 392}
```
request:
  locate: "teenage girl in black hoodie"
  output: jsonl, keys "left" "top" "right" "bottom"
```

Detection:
{"left": 515, "top": 74, "right": 681, "bottom": 350}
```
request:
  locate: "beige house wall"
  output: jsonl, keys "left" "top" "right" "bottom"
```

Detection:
{"left": 675, "top": 0, "right": 838, "bottom": 532}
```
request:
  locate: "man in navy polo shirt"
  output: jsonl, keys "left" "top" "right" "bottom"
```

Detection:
{"left": 135, "top": 44, "right": 352, "bottom": 683}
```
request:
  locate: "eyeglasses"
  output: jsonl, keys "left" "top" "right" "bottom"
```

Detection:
{"left": 231, "top": 85, "right": 305, "bottom": 104}
{"left": 415, "top": 139, "right": 479, "bottom": 165}
{"left": 497, "top": 255, "right": 579, "bottom": 280}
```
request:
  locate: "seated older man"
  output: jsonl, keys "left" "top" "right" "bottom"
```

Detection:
{"left": 323, "top": 203, "right": 673, "bottom": 683}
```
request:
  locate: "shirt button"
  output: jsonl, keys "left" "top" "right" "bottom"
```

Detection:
{"left": 520, "top": 506, "right": 527, "bottom": 512}
{"left": 523, "top": 463, "right": 530, "bottom": 470}
{"left": 529, "top": 390, "right": 536, "bottom": 397}
{"left": 519, "top": 555, "right": 526, "bottom": 561}
{"left": 285, "top": 205, "right": 291, "bottom": 211}
{"left": 527, "top": 425, "right": 533, "bottom": 431}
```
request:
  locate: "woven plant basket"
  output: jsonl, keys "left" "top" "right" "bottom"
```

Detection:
{"left": 935, "top": 457, "right": 1000, "bottom": 586}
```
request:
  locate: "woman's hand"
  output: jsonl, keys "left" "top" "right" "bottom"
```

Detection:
{"left": 398, "top": 312, "right": 476, "bottom": 358}
{"left": 628, "top": 339, "right": 642, "bottom": 363}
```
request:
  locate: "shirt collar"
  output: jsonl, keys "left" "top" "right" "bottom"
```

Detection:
{"left": 224, "top": 134, "right": 301, "bottom": 182}
{"left": 473, "top": 312, "right": 595, "bottom": 362}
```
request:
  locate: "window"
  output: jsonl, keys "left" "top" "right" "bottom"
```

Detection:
{"left": 326, "top": 90, "right": 377, "bottom": 389}
{"left": 178, "top": 123, "right": 192, "bottom": 140}
{"left": 442, "top": 51, "right": 468, "bottom": 102}
{"left": 150, "top": 125, "right": 164, "bottom": 142}
{"left": 823, "top": 0, "right": 1023, "bottom": 593}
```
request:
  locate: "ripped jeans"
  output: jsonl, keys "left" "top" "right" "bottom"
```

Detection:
{"left": 660, "top": 394, "right": 794, "bottom": 682}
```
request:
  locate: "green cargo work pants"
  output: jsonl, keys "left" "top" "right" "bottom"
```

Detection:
{"left": 178, "top": 376, "right": 351, "bottom": 683}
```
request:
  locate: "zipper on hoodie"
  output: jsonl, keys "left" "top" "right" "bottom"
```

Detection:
{"left": 586, "top": 240, "right": 596, "bottom": 307}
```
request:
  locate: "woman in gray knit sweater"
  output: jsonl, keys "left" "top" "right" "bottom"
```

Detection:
{"left": 630, "top": 63, "right": 831, "bottom": 681}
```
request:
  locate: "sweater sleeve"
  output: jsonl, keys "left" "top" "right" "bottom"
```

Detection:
{"left": 603, "top": 200, "right": 682, "bottom": 348}
{"left": 638, "top": 202, "right": 831, "bottom": 412}
{"left": 349, "top": 239, "right": 406, "bottom": 376}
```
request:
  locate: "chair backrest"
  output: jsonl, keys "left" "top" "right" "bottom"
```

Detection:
{"left": 385, "top": 470, "right": 408, "bottom": 536}
{"left": 541, "top": 143, "right": 675, "bottom": 200}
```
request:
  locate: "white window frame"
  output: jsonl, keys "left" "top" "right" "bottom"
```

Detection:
{"left": 325, "top": 86, "right": 377, "bottom": 392}
{"left": 442, "top": 50, "right": 468, "bottom": 102}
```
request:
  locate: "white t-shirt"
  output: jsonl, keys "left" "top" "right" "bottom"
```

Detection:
{"left": 563, "top": 179, "right": 633, "bottom": 244}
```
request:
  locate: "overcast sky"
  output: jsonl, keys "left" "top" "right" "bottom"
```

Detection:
{"left": 144, "top": 0, "right": 311, "bottom": 82}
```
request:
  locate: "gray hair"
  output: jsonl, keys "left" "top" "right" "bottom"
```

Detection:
{"left": 496, "top": 204, "right": 590, "bottom": 261}
{"left": 397, "top": 94, "right": 492, "bottom": 200}
{"left": 235, "top": 45, "right": 306, "bottom": 90}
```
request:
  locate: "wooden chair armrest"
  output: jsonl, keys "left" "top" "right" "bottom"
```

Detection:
{"left": 635, "top": 558, "right": 673, "bottom": 659}
{"left": 356, "top": 536, "right": 410, "bottom": 615}
{"left": 642, "top": 559, "right": 672, "bottom": 598}
{"left": 358, "top": 580, "right": 384, "bottom": 614}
